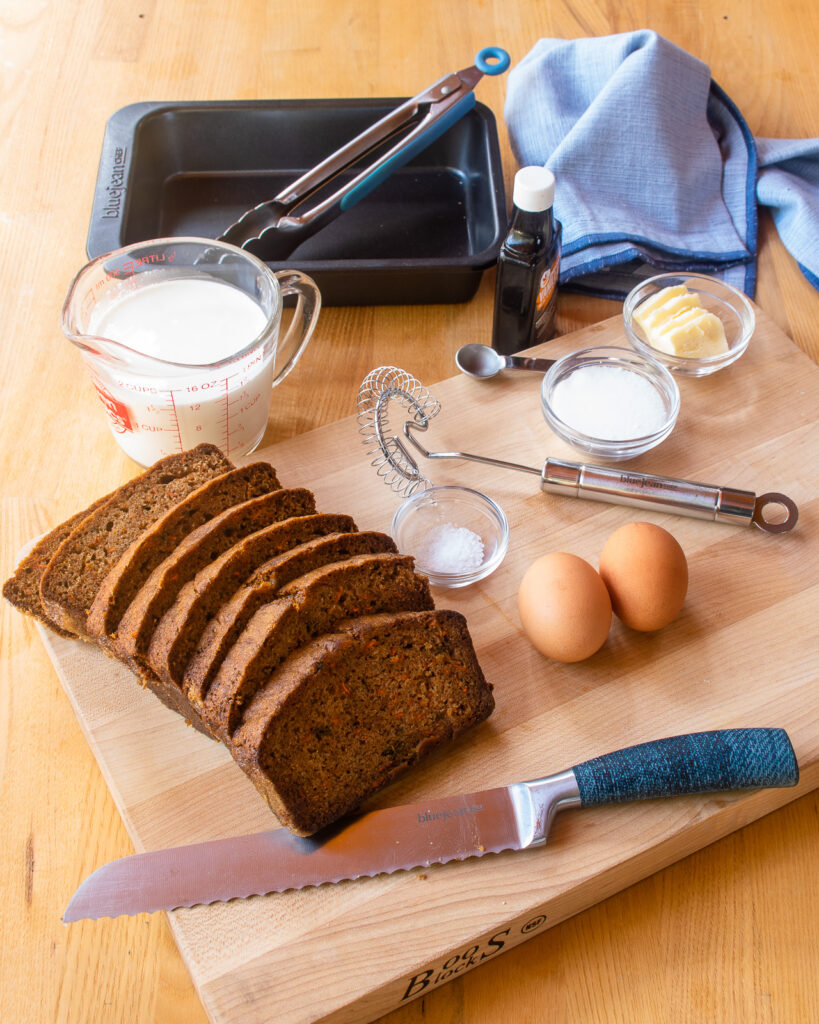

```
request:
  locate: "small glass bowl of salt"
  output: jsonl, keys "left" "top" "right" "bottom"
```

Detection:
{"left": 541, "top": 346, "right": 680, "bottom": 460}
{"left": 390, "top": 485, "right": 509, "bottom": 588}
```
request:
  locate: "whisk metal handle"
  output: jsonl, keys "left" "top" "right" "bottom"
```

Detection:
{"left": 541, "top": 460, "right": 798, "bottom": 534}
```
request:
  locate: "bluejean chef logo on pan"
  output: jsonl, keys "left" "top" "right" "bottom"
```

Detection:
{"left": 101, "top": 147, "right": 128, "bottom": 219}
{"left": 417, "top": 803, "right": 483, "bottom": 823}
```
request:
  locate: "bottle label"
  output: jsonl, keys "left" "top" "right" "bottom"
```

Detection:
{"left": 534, "top": 260, "right": 559, "bottom": 342}
{"left": 536, "top": 262, "right": 558, "bottom": 313}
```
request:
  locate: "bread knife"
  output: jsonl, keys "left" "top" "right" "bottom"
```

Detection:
{"left": 63, "top": 728, "right": 798, "bottom": 922}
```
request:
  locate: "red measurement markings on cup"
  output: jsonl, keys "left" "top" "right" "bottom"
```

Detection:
{"left": 91, "top": 374, "right": 134, "bottom": 433}
{"left": 182, "top": 374, "right": 238, "bottom": 454}
{"left": 224, "top": 377, "right": 230, "bottom": 455}
{"left": 207, "top": 378, "right": 231, "bottom": 456}
{"left": 101, "top": 250, "right": 179, "bottom": 282}
{"left": 81, "top": 287, "right": 98, "bottom": 321}
{"left": 167, "top": 389, "right": 184, "bottom": 453}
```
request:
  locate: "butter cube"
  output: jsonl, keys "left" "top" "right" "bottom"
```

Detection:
{"left": 641, "top": 292, "right": 705, "bottom": 335}
{"left": 653, "top": 308, "right": 729, "bottom": 357}
{"left": 634, "top": 284, "right": 729, "bottom": 358}
{"left": 632, "top": 285, "right": 690, "bottom": 331}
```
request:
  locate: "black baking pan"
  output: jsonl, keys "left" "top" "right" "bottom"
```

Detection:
{"left": 87, "top": 100, "right": 507, "bottom": 306}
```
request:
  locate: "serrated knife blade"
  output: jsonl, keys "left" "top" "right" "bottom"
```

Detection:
{"left": 63, "top": 728, "right": 798, "bottom": 922}
{"left": 64, "top": 775, "right": 576, "bottom": 921}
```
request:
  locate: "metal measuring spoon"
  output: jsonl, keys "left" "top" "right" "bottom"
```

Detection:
{"left": 455, "top": 343, "right": 556, "bottom": 379}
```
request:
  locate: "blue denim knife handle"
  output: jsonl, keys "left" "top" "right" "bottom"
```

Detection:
{"left": 572, "top": 729, "right": 798, "bottom": 807}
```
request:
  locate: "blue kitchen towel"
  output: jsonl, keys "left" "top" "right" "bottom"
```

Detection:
{"left": 504, "top": 31, "right": 819, "bottom": 298}
{"left": 756, "top": 137, "right": 819, "bottom": 290}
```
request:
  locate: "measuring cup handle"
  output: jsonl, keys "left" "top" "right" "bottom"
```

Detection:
{"left": 271, "top": 270, "right": 322, "bottom": 387}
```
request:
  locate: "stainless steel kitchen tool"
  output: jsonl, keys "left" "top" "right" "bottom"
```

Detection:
{"left": 219, "top": 47, "right": 510, "bottom": 260}
{"left": 356, "top": 365, "right": 799, "bottom": 533}
{"left": 456, "top": 343, "right": 556, "bottom": 379}
{"left": 62, "top": 728, "right": 798, "bottom": 920}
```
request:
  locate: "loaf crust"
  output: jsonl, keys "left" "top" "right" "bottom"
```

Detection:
{"left": 38, "top": 444, "right": 232, "bottom": 636}
{"left": 3, "top": 494, "right": 112, "bottom": 637}
{"left": 147, "top": 513, "right": 359, "bottom": 688}
{"left": 245, "top": 529, "right": 398, "bottom": 594}
{"left": 86, "top": 461, "right": 281, "bottom": 642}
{"left": 182, "top": 529, "right": 397, "bottom": 709}
{"left": 202, "top": 553, "right": 434, "bottom": 740}
{"left": 229, "top": 610, "right": 495, "bottom": 835}
{"left": 113, "top": 488, "right": 316, "bottom": 668}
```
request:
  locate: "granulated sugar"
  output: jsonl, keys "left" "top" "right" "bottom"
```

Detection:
{"left": 551, "top": 365, "right": 667, "bottom": 439}
{"left": 415, "top": 523, "right": 485, "bottom": 575}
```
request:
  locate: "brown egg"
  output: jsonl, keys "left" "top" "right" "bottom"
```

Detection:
{"left": 599, "top": 522, "right": 688, "bottom": 632}
{"left": 518, "top": 552, "right": 612, "bottom": 662}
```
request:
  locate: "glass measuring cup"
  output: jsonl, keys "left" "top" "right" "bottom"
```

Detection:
{"left": 62, "top": 237, "right": 321, "bottom": 465}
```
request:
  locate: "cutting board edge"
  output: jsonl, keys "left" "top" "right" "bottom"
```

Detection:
{"left": 183, "top": 769, "right": 817, "bottom": 1024}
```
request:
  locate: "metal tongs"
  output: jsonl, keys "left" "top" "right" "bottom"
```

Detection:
{"left": 219, "top": 47, "right": 511, "bottom": 260}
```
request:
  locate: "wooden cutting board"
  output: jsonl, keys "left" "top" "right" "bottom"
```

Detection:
{"left": 39, "top": 310, "right": 818, "bottom": 1024}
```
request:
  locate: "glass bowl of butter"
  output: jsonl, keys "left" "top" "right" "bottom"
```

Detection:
{"left": 623, "top": 272, "right": 755, "bottom": 377}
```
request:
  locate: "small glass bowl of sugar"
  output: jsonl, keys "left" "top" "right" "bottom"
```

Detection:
{"left": 541, "top": 346, "right": 680, "bottom": 460}
{"left": 390, "top": 485, "right": 509, "bottom": 588}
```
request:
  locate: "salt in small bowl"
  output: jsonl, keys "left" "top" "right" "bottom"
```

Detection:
{"left": 390, "top": 485, "right": 509, "bottom": 588}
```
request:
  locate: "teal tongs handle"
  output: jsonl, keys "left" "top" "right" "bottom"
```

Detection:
{"left": 340, "top": 46, "right": 511, "bottom": 211}
{"left": 475, "top": 46, "right": 512, "bottom": 75}
{"left": 339, "top": 94, "right": 474, "bottom": 210}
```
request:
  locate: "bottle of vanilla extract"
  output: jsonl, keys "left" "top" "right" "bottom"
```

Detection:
{"left": 491, "top": 165, "right": 561, "bottom": 356}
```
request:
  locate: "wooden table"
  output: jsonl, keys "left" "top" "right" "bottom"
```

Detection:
{"left": 1, "top": 2, "right": 816, "bottom": 1021}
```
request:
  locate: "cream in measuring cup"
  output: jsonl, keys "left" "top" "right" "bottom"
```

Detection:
{"left": 86, "top": 277, "right": 268, "bottom": 464}
{"left": 63, "top": 238, "right": 321, "bottom": 465}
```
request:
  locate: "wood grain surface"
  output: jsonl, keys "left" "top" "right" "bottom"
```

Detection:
{"left": 31, "top": 307, "right": 819, "bottom": 1023}
{"left": 1, "top": 1, "right": 817, "bottom": 1023}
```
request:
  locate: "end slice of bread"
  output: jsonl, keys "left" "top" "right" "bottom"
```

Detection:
{"left": 36, "top": 444, "right": 233, "bottom": 638}
{"left": 3, "top": 495, "right": 112, "bottom": 637}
